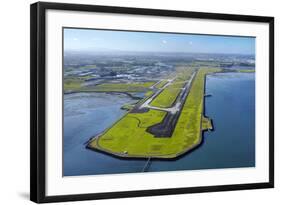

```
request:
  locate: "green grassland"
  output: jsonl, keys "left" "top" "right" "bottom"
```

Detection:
{"left": 64, "top": 75, "right": 96, "bottom": 91}
{"left": 175, "top": 67, "right": 194, "bottom": 81}
{"left": 121, "top": 104, "right": 135, "bottom": 111}
{"left": 78, "top": 65, "right": 97, "bottom": 69}
{"left": 150, "top": 81, "right": 185, "bottom": 108}
{"left": 145, "top": 90, "right": 154, "bottom": 97}
{"left": 237, "top": 69, "right": 255, "bottom": 73}
{"left": 64, "top": 78, "right": 155, "bottom": 93}
{"left": 202, "top": 116, "right": 213, "bottom": 131}
{"left": 91, "top": 82, "right": 155, "bottom": 92}
{"left": 149, "top": 69, "right": 194, "bottom": 108}
{"left": 88, "top": 68, "right": 221, "bottom": 158}
{"left": 64, "top": 78, "right": 83, "bottom": 90}
{"left": 169, "top": 68, "right": 220, "bottom": 156}
{"left": 93, "top": 109, "right": 167, "bottom": 156}
{"left": 155, "top": 80, "right": 168, "bottom": 89}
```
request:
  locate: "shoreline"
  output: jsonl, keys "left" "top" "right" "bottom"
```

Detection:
{"left": 64, "top": 90, "right": 143, "bottom": 100}
{"left": 86, "top": 69, "right": 219, "bottom": 159}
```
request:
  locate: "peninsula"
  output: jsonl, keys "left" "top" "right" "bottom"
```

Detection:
{"left": 87, "top": 67, "right": 220, "bottom": 159}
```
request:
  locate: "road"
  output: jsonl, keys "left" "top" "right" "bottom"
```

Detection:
{"left": 139, "top": 71, "right": 196, "bottom": 114}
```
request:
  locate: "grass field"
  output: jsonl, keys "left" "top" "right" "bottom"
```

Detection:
{"left": 91, "top": 82, "right": 155, "bottom": 92}
{"left": 95, "top": 110, "right": 167, "bottom": 155}
{"left": 202, "top": 116, "right": 213, "bottom": 131}
{"left": 121, "top": 104, "right": 135, "bottom": 111}
{"left": 150, "top": 81, "right": 185, "bottom": 108}
{"left": 64, "top": 79, "right": 155, "bottom": 93}
{"left": 145, "top": 90, "right": 154, "bottom": 97}
{"left": 88, "top": 68, "right": 221, "bottom": 158}
{"left": 237, "top": 69, "right": 255, "bottom": 73}
{"left": 64, "top": 78, "right": 83, "bottom": 90}
{"left": 155, "top": 80, "right": 168, "bottom": 89}
{"left": 64, "top": 75, "right": 97, "bottom": 91}
{"left": 149, "top": 69, "right": 193, "bottom": 108}
{"left": 168, "top": 68, "right": 220, "bottom": 156}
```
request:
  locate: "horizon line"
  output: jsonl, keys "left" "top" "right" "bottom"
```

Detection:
{"left": 64, "top": 49, "right": 255, "bottom": 56}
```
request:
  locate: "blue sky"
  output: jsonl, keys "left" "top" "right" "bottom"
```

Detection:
{"left": 64, "top": 28, "right": 255, "bottom": 55}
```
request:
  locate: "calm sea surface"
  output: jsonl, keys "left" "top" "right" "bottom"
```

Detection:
{"left": 63, "top": 72, "right": 255, "bottom": 176}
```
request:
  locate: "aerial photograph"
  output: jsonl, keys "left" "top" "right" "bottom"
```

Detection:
{"left": 63, "top": 28, "right": 255, "bottom": 176}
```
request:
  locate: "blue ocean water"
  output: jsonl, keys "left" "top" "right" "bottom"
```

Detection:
{"left": 63, "top": 72, "right": 255, "bottom": 176}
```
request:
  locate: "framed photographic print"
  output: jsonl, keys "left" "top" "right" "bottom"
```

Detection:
{"left": 30, "top": 2, "right": 274, "bottom": 203}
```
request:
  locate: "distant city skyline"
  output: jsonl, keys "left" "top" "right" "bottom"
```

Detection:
{"left": 64, "top": 28, "right": 255, "bottom": 55}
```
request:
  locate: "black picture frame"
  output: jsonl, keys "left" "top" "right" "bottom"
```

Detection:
{"left": 30, "top": 1, "right": 274, "bottom": 203}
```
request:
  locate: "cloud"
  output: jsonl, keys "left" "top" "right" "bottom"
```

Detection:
{"left": 162, "top": 40, "right": 167, "bottom": 44}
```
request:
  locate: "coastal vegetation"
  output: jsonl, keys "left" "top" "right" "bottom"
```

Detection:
{"left": 237, "top": 69, "right": 255, "bottom": 73}
{"left": 95, "top": 109, "right": 167, "bottom": 156}
{"left": 121, "top": 104, "right": 135, "bottom": 111}
{"left": 155, "top": 80, "right": 168, "bottom": 89}
{"left": 202, "top": 116, "right": 213, "bottom": 131}
{"left": 64, "top": 78, "right": 83, "bottom": 90}
{"left": 150, "top": 81, "right": 185, "bottom": 108}
{"left": 88, "top": 67, "right": 221, "bottom": 158}
{"left": 169, "top": 68, "right": 220, "bottom": 155}
{"left": 64, "top": 79, "right": 155, "bottom": 93}
{"left": 90, "top": 82, "right": 155, "bottom": 92}
{"left": 150, "top": 69, "right": 193, "bottom": 108}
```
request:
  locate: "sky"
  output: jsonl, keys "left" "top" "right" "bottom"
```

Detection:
{"left": 64, "top": 28, "right": 255, "bottom": 55}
